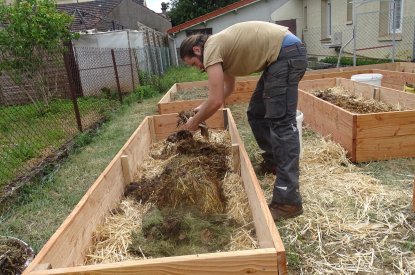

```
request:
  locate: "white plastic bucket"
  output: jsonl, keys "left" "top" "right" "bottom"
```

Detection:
{"left": 296, "top": 110, "right": 304, "bottom": 158}
{"left": 351, "top": 73, "right": 383, "bottom": 86}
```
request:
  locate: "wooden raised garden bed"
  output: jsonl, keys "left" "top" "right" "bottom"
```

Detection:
{"left": 157, "top": 77, "right": 258, "bottom": 114}
{"left": 303, "top": 68, "right": 415, "bottom": 91}
{"left": 158, "top": 63, "right": 415, "bottom": 115}
{"left": 24, "top": 109, "right": 287, "bottom": 275}
{"left": 304, "top": 61, "right": 415, "bottom": 74}
{"left": 298, "top": 78, "right": 415, "bottom": 162}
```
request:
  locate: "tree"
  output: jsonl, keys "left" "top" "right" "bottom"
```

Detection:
{"left": 168, "top": 0, "right": 240, "bottom": 26}
{"left": 0, "top": 0, "right": 78, "bottom": 113}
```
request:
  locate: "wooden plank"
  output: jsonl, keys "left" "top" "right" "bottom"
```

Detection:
{"left": 302, "top": 69, "right": 373, "bottom": 81}
{"left": 235, "top": 75, "right": 261, "bottom": 82}
{"left": 356, "top": 111, "right": 415, "bottom": 138}
{"left": 32, "top": 264, "right": 51, "bottom": 271}
{"left": 28, "top": 249, "right": 278, "bottom": 275}
{"left": 372, "top": 69, "right": 415, "bottom": 90}
{"left": 25, "top": 119, "right": 152, "bottom": 273}
{"left": 152, "top": 111, "right": 225, "bottom": 140}
{"left": 159, "top": 84, "right": 176, "bottom": 104}
{"left": 396, "top": 62, "right": 415, "bottom": 73}
{"left": 298, "top": 89, "right": 355, "bottom": 155}
{"left": 232, "top": 144, "right": 241, "bottom": 174}
{"left": 176, "top": 80, "right": 209, "bottom": 89}
{"left": 225, "top": 110, "right": 286, "bottom": 262}
{"left": 158, "top": 99, "right": 205, "bottom": 114}
{"left": 148, "top": 116, "right": 156, "bottom": 141}
{"left": 355, "top": 134, "right": 415, "bottom": 162}
{"left": 121, "top": 155, "right": 131, "bottom": 185}
{"left": 234, "top": 80, "right": 257, "bottom": 94}
{"left": 413, "top": 178, "right": 415, "bottom": 212}
{"left": 304, "top": 63, "right": 395, "bottom": 76}
{"left": 299, "top": 78, "right": 336, "bottom": 91}
{"left": 225, "top": 92, "right": 252, "bottom": 105}
{"left": 227, "top": 111, "right": 284, "bottom": 251}
{"left": 377, "top": 87, "right": 415, "bottom": 109}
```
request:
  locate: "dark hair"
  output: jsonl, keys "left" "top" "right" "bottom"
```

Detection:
{"left": 179, "top": 34, "right": 209, "bottom": 59}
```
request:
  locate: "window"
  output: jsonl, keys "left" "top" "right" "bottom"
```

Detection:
{"left": 389, "top": 0, "right": 403, "bottom": 33}
{"left": 347, "top": 0, "right": 353, "bottom": 22}
{"left": 321, "top": 0, "right": 331, "bottom": 39}
{"left": 185, "top": 28, "right": 212, "bottom": 36}
{"left": 304, "top": 5, "right": 308, "bottom": 29}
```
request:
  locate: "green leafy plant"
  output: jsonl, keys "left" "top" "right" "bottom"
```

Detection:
{"left": 0, "top": 0, "right": 78, "bottom": 114}
{"left": 320, "top": 56, "right": 392, "bottom": 66}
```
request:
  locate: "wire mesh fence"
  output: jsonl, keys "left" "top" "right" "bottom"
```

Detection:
{"left": 303, "top": 0, "right": 414, "bottom": 68}
{"left": 0, "top": 42, "right": 173, "bottom": 198}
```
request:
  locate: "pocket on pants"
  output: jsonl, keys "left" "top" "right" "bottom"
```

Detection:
{"left": 263, "top": 88, "right": 287, "bottom": 119}
{"left": 288, "top": 59, "right": 307, "bottom": 83}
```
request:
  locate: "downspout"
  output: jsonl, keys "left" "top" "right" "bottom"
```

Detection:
{"left": 337, "top": 35, "right": 354, "bottom": 68}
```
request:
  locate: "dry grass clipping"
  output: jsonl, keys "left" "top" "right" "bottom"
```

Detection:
{"left": 85, "top": 198, "right": 152, "bottom": 264}
{"left": 229, "top": 102, "right": 414, "bottom": 274}
{"left": 171, "top": 86, "right": 209, "bottom": 101}
{"left": 310, "top": 86, "right": 407, "bottom": 113}
{"left": 260, "top": 128, "right": 415, "bottom": 274}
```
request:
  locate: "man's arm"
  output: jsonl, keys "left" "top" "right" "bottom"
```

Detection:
{"left": 193, "top": 73, "right": 235, "bottom": 113}
{"left": 185, "top": 63, "right": 224, "bottom": 131}
{"left": 223, "top": 73, "right": 235, "bottom": 98}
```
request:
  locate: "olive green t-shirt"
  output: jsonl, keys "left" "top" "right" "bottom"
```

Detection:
{"left": 203, "top": 21, "right": 288, "bottom": 76}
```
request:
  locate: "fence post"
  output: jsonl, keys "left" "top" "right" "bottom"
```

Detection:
{"left": 127, "top": 31, "right": 136, "bottom": 90}
{"left": 133, "top": 48, "right": 141, "bottom": 85}
{"left": 391, "top": 0, "right": 396, "bottom": 62}
{"left": 413, "top": 17, "right": 415, "bottom": 61}
{"left": 152, "top": 32, "right": 161, "bottom": 75}
{"left": 145, "top": 31, "right": 156, "bottom": 74}
{"left": 353, "top": 1, "right": 357, "bottom": 66}
{"left": 111, "top": 49, "right": 123, "bottom": 104}
{"left": 63, "top": 41, "right": 83, "bottom": 132}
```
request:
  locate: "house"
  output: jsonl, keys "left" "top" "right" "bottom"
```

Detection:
{"left": 304, "top": 0, "right": 414, "bottom": 61}
{"left": 168, "top": 0, "right": 414, "bottom": 62}
{"left": 57, "top": 0, "right": 171, "bottom": 33}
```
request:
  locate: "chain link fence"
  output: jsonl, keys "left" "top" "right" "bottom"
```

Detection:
{"left": 0, "top": 42, "right": 172, "bottom": 198}
{"left": 303, "top": 0, "right": 414, "bottom": 68}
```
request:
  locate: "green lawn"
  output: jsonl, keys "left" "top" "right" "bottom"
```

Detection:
{"left": 0, "top": 97, "right": 119, "bottom": 190}
{"left": 0, "top": 66, "right": 208, "bottom": 251}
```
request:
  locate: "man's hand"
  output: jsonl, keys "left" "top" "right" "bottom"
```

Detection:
{"left": 194, "top": 104, "right": 202, "bottom": 113}
{"left": 184, "top": 116, "right": 199, "bottom": 131}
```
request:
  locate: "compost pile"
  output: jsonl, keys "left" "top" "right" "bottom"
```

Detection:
{"left": 171, "top": 86, "right": 209, "bottom": 101}
{"left": 310, "top": 86, "right": 405, "bottom": 113}
{"left": 125, "top": 132, "right": 228, "bottom": 213}
{"left": 0, "top": 236, "right": 34, "bottom": 275}
{"left": 85, "top": 127, "right": 257, "bottom": 264}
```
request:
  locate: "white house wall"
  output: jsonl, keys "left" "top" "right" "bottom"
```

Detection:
{"left": 173, "top": 0, "right": 291, "bottom": 52}
{"left": 271, "top": 0, "right": 304, "bottom": 37}
{"left": 304, "top": 0, "right": 414, "bottom": 60}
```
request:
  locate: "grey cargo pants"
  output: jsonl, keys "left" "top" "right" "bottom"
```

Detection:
{"left": 247, "top": 43, "right": 307, "bottom": 206}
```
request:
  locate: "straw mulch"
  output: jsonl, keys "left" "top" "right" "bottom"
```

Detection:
{"left": 310, "top": 86, "right": 407, "bottom": 113}
{"left": 85, "top": 130, "right": 257, "bottom": 264}
{"left": 259, "top": 128, "right": 415, "bottom": 274}
{"left": 228, "top": 102, "right": 414, "bottom": 274}
{"left": 171, "top": 86, "right": 209, "bottom": 101}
